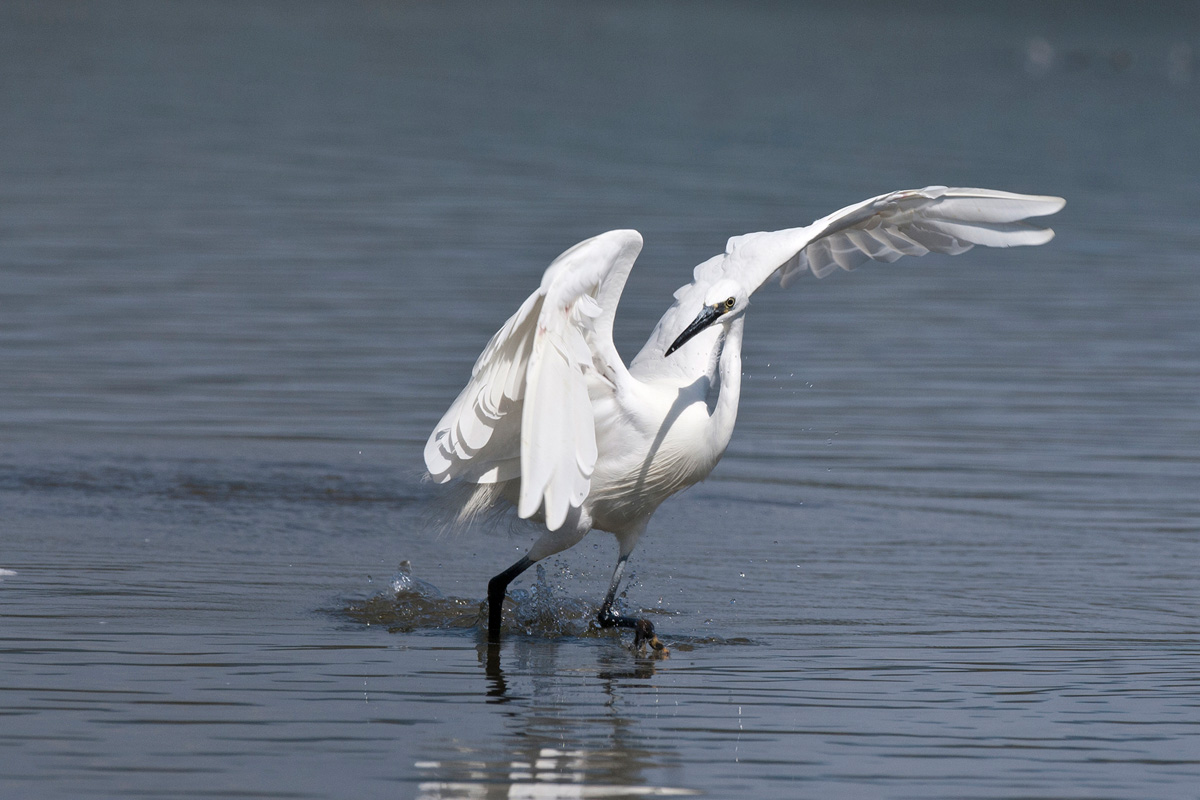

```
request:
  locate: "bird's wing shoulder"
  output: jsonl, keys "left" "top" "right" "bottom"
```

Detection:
{"left": 424, "top": 229, "right": 643, "bottom": 532}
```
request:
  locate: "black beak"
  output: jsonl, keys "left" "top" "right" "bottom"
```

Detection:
{"left": 665, "top": 304, "right": 723, "bottom": 356}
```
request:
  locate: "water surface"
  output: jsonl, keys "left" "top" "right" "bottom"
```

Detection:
{"left": 2, "top": 2, "right": 1198, "bottom": 798}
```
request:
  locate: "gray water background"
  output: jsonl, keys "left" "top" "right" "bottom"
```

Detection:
{"left": 2, "top": 2, "right": 1198, "bottom": 798}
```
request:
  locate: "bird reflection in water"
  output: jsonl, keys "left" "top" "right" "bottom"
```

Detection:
{"left": 480, "top": 640, "right": 658, "bottom": 704}
{"left": 404, "top": 641, "right": 692, "bottom": 799}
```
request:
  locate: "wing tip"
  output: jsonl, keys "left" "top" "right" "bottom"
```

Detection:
{"left": 940, "top": 186, "right": 1067, "bottom": 216}
{"left": 1010, "top": 193, "right": 1066, "bottom": 217}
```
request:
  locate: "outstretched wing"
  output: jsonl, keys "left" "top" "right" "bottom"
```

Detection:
{"left": 635, "top": 186, "right": 1064, "bottom": 365}
{"left": 727, "top": 186, "right": 1065, "bottom": 291}
{"left": 424, "top": 229, "right": 643, "bottom": 531}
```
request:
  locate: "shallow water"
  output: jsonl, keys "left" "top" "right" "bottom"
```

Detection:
{"left": 3, "top": 2, "right": 1199, "bottom": 798}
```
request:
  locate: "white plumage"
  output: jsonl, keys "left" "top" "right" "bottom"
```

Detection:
{"left": 425, "top": 185, "right": 1065, "bottom": 650}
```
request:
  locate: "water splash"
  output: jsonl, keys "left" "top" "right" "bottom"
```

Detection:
{"left": 341, "top": 560, "right": 598, "bottom": 639}
{"left": 389, "top": 560, "right": 443, "bottom": 597}
{"left": 505, "top": 563, "right": 597, "bottom": 638}
{"left": 339, "top": 561, "right": 743, "bottom": 649}
{"left": 342, "top": 561, "right": 480, "bottom": 633}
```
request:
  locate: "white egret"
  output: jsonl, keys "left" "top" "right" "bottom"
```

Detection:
{"left": 425, "top": 186, "right": 1064, "bottom": 651}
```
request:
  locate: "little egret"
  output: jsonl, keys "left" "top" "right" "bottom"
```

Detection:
{"left": 425, "top": 186, "right": 1064, "bottom": 651}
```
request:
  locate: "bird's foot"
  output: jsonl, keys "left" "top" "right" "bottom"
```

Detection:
{"left": 598, "top": 609, "right": 669, "bottom": 657}
{"left": 633, "top": 618, "right": 669, "bottom": 657}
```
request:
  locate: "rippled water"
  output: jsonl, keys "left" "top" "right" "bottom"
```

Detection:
{"left": 3, "top": 2, "right": 1198, "bottom": 798}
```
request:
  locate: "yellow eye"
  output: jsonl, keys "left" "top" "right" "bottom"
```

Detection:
{"left": 724, "top": 297, "right": 735, "bottom": 310}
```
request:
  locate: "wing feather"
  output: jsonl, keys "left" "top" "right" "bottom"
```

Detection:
{"left": 425, "top": 229, "right": 643, "bottom": 531}
{"left": 729, "top": 185, "right": 1065, "bottom": 293}
{"left": 636, "top": 186, "right": 1063, "bottom": 362}
{"left": 869, "top": 225, "right": 929, "bottom": 258}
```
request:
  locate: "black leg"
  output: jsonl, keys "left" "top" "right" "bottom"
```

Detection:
{"left": 596, "top": 554, "right": 667, "bottom": 654}
{"left": 486, "top": 556, "right": 534, "bottom": 642}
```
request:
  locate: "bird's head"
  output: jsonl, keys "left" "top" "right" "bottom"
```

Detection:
{"left": 665, "top": 278, "right": 749, "bottom": 356}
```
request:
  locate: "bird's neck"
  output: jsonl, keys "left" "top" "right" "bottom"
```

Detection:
{"left": 707, "top": 316, "right": 744, "bottom": 451}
